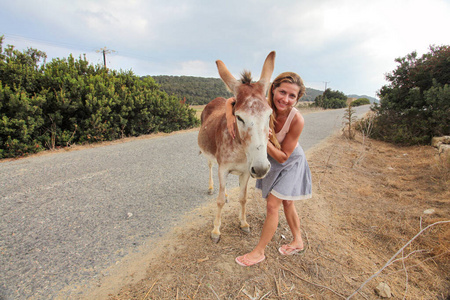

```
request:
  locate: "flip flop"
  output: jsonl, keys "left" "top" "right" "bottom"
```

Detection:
{"left": 278, "top": 244, "right": 305, "bottom": 256}
{"left": 235, "top": 254, "right": 266, "bottom": 267}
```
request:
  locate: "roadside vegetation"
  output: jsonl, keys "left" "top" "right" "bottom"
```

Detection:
{"left": 0, "top": 36, "right": 199, "bottom": 158}
{"left": 350, "top": 97, "right": 371, "bottom": 107}
{"left": 314, "top": 88, "right": 348, "bottom": 109}
{"left": 2, "top": 36, "right": 448, "bottom": 156}
{"left": 369, "top": 45, "right": 450, "bottom": 145}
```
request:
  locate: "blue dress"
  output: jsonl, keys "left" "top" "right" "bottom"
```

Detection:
{"left": 256, "top": 108, "right": 312, "bottom": 200}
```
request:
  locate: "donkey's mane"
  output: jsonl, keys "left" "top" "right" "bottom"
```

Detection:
{"left": 240, "top": 71, "right": 253, "bottom": 85}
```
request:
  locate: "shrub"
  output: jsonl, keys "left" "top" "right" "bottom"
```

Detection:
{"left": 0, "top": 36, "right": 199, "bottom": 158}
{"left": 371, "top": 45, "right": 450, "bottom": 145}
{"left": 351, "top": 98, "right": 371, "bottom": 106}
{"left": 314, "top": 88, "right": 347, "bottom": 109}
{"left": 342, "top": 104, "right": 357, "bottom": 139}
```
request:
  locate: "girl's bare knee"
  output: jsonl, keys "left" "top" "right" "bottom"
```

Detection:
{"left": 266, "top": 195, "right": 282, "bottom": 215}
{"left": 282, "top": 200, "right": 294, "bottom": 210}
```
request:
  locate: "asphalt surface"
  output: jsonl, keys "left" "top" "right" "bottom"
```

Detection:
{"left": 0, "top": 105, "right": 370, "bottom": 299}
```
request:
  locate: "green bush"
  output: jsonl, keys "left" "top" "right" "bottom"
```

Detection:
{"left": 351, "top": 98, "right": 371, "bottom": 106}
{"left": 0, "top": 36, "right": 199, "bottom": 158}
{"left": 314, "top": 88, "right": 347, "bottom": 109}
{"left": 371, "top": 45, "right": 450, "bottom": 145}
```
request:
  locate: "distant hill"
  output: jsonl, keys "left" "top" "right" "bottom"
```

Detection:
{"left": 151, "top": 75, "right": 232, "bottom": 105}
{"left": 149, "top": 75, "right": 376, "bottom": 105}
{"left": 347, "top": 94, "right": 379, "bottom": 103}
{"left": 302, "top": 88, "right": 322, "bottom": 102}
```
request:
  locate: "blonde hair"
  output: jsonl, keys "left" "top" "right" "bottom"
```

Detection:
{"left": 268, "top": 72, "right": 306, "bottom": 149}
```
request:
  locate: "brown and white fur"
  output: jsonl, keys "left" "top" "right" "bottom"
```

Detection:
{"left": 198, "top": 51, "right": 275, "bottom": 242}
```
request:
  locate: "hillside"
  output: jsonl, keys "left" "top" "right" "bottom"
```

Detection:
{"left": 151, "top": 75, "right": 233, "bottom": 105}
{"left": 302, "top": 87, "right": 322, "bottom": 102}
{"left": 347, "top": 94, "right": 379, "bottom": 103}
{"left": 151, "top": 75, "right": 323, "bottom": 105}
{"left": 150, "top": 75, "right": 378, "bottom": 105}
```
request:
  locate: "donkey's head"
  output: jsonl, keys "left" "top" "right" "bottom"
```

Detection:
{"left": 216, "top": 51, "right": 275, "bottom": 178}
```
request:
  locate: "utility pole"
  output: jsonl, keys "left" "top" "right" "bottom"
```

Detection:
{"left": 322, "top": 81, "right": 330, "bottom": 109}
{"left": 96, "top": 47, "right": 116, "bottom": 68}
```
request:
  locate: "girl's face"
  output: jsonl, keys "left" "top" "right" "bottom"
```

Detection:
{"left": 272, "top": 82, "right": 300, "bottom": 113}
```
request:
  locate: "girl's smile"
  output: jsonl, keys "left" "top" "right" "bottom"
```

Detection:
{"left": 273, "top": 82, "right": 300, "bottom": 114}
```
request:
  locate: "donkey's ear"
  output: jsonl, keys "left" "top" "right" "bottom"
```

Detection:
{"left": 216, "top": 60, "right": 240, "bottom": 95}
{"left": 258, "top": 51, "right": 276, "bottom": 93}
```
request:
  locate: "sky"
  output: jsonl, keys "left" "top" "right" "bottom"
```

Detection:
{"left": 1, "top": 0, "right": 449, "bottom": 99}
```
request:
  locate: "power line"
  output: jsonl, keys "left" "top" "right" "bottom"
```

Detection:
{"left": 3, "top": 33, "right": 95, "bottom": 54}
{"left": 96, "top": 47, "right": 116, "bottom": 68}
{"left": 3, "top": 33, "right": 157, "bottom": 64}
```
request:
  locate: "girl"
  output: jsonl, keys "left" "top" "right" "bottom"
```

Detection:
{"left": 225, "top": 72, "right": 312, "bottom": 266}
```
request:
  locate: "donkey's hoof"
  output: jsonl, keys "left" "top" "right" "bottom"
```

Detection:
{"left": 208, "top": 189, "right": 214, "bottom": 195}
{"left": 211, "top": 234, "right": 221, "bottom": 243}
{"left": 240, "top": 226, "right": 251, "bottom": 234}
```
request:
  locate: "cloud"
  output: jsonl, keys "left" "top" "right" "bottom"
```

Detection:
{"left": 1, "top": 0, "right": 449, "bottom": 97}
{"left": 172, "top": 60, "right": 215, "bottom": 77}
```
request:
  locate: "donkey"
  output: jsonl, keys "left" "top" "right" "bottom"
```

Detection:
{"left": 198, "top": 51, "right": 275, "bottom": 242}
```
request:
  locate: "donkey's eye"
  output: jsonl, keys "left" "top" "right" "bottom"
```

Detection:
{"left": 237, "top": 115, "right": 245, "bottom": 124}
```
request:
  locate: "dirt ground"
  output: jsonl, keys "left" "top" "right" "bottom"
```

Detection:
{"left": 80, "top": 129, "right": 448, "bottom": 300}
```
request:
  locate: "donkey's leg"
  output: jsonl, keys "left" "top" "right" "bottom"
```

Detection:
{"left": 238, "top": 172, "right": 251, "bottom": 233}
{"left": 211, "top": 166, "right": 227, "bottom": 243}
{"left": 208, "top": 160, "right": 214, "bottom": 195}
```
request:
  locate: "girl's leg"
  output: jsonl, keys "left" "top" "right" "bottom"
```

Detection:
{"left": 281, "top": 200, "right": 304, "bottom": 249}
{"left": 239, "top": 193, "right": 283, "bottom": 261}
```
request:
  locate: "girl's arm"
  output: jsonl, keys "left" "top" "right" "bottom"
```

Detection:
{"left": 267, "top": 112, "right": 304, "bottom": 164}
{"left": 225, "top": 97, "right": 236, "bottom": 139}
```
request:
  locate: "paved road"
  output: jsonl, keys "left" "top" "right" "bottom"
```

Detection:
{"left": 0, "top": 105, "right": 369, "bottom": 299}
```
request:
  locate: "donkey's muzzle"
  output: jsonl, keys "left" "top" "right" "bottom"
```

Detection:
{"left": 250, "top": 163, "right": 271, "bottom": 179}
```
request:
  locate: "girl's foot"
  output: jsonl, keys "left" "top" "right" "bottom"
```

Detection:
{"left": 278, "top": 244, "right": 305, "bottom": 255}
{"left": 235, "top": 253, "right": 266, "bottom": 266}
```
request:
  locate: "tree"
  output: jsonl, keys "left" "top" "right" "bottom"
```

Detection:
{"left": 314, "top": 88, "right": 347, "bottom": 109}
{"left": 351, "top": 98, "right": 371, "bottom": 106}
{"left": 372, "top": 45, "right": 450, "bottom": 144}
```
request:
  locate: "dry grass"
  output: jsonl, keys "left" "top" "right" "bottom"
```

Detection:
{"left": 85, "top": 131, "right": 449, "bottom": 300}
